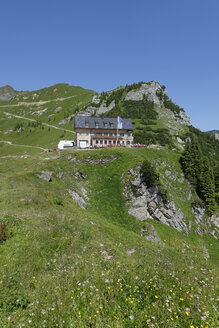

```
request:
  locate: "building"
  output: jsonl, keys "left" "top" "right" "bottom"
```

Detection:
{"left": 75, "top": 116, "right": 134, "bottom": 148}
{"left": 58, "top": 140, "right": 75, "bottom": 150}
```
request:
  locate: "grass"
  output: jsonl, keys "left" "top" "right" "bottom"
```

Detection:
{"left": 0, "top": 83, "right": 218, "bottom": 327}
{"left": 0, "top": 147, "right": 218, "bottom": 327}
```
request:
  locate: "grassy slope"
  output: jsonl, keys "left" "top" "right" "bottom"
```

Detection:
{"left": 0, "top": 148, "right": 218, "bottom": 327}
{"left": 0, "top": 84, "right": 95, "bottom": 150}
{"left": 0, "top": 84, "right": 218, "bottom": 327}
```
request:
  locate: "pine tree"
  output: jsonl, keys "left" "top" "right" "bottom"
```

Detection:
{"left": 198, "top": 157, "right": 216, "bottom": 214}
{"left": 180, "top": 135, "right": 216, "bottom": 214}
{"left": 180, "top": 135, "right": 203, "bottom": 185}
{"left": 214, "top": 166, "right": 219, "bottom": 204}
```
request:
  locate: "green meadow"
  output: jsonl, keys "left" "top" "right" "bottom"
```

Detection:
{"left": 0, "top": 148, "right": 218, "bottom": 327}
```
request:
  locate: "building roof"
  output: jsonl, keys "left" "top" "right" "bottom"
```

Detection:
{"left": 58, "top": 140, "right": 74, "bottom": 146}
{"left": 75, "top": 116, "right": 133, "bottom": 130}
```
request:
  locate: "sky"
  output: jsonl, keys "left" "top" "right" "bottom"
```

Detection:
{"left": 0, "top": 0, "right": 218, "bottom": 131}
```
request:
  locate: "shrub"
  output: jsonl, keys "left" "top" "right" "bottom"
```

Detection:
{"left": 0, "top": 222, "right": 7, "bottom": 243}
{"left": 140, "top": 160, "right": 159, "bottom": 187}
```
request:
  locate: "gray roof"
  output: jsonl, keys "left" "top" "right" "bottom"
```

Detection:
{"left": 75, "top": 116, "right": 133, "bottom": 130}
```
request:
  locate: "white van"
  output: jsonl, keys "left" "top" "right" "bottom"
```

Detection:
{"left": 58, "top": 140, "right": 75, "bottom": 150}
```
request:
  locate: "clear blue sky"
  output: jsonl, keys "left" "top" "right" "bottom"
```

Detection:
{"left": 0, "top": 0, "right": 218, "bottom": 131}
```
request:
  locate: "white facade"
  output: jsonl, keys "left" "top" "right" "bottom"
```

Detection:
{"left": 76, "top": 129, "right": 134, "bottom": 148}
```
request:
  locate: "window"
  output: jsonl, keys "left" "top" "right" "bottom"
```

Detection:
{"left": 104, "top": 123, "right": 107, "bottom": 128}
{"left": 100, "top": 140, "right": 103, "bottom": 144}
{"left": 104, "top": 132, "right": 108, "bottom": 136}
{"left": 104, "top": 140, "right": 107, "bottom": 144}
{"left": 85, "top": 122, "right": 89, "bottom": 128}
{"left": 95, "top": 122, "right": 99, "bottom": 128}
{"left": 109, "top": 140, "right": 111, "bottom": 144}
{"left": 113, "top": 140, "right": 116, "bottom": 144}
{"left": 110, "top": 123, "right": 114, "bottom": 128}
{"left": 127, "top": 141, "right": 130, "bottom": 144}
{"left": 120, "top": 133, "right": 124, "bottom": 137}
{"left": 96, "top": 140, "right": 98, "bottom": 144}
{"left": 117, "top": 140, "right": 120, "bottom": 144}
{"left": 109, "top": 133, "right": 113, "bottom": 136}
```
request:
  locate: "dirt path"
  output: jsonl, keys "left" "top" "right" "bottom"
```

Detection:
{"left": 0, "top": 93, "right": 90, "bottom": 107}
{"left": 0, "top": 140, "right": 46, "bottom": 151}
{"left": 3, "top": 111, "right": 75, "bottom": 134}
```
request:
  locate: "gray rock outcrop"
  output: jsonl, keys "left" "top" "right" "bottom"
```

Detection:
{"left": 192, "top": 205, "right": 205, "bottom": 224}
{"left": 141, "top": 224, "right": 161, "bottom": 243}
{"left": 209, "top": 214, "right": 219, "bottom": 239}
{"left": 155, "top": 105, "right": 190, "bottom": 127}
{"left": 210, "top": 214, "right": 219, "bottom": 228}
{"left": 38, "top": 171, "right": 52, "bottom": 182}
{"left": 0, "top": 85, "right": 28, "bottom": 101}
{"left": 127, "top": 169, "right": 188, "bottom": 232}
{"left": 58, "top": 114, "right": 74, "bottom": 125}
{"left": 68, "top": 189, "right": 87, "bottom": 209}
{"left": 92, "top": 95, "right": 100, "bottom": 104}
{"left": 55, "top": 106, "right": 62, "bottom": 112}
{"left": 96, "top": 100, "right": 115, "bottom": 115}
{"left": 125, "top": 81, "right": 165, "bottom": 105}
{"left": 124, "top": 81, "right": 190, "bottom": 128}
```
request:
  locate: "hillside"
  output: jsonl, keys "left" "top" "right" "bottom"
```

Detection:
{"left": 207, "top": 130, "right": 219, "bottom": 140}
{"left": 0, "top": 83, "right": 96, "bottom": 152}
{"left": 0, "top": 82, "right": 218, "bottom": 327}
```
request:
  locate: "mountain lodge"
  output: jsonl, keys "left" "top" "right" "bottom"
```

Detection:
{"left": 75, "top": 116, "right": 134, "bottom": 148}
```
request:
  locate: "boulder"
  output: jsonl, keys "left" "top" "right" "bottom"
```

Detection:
{"left": 55, "top": 106, "right": 62, "bottom": 112}
{"left": 38, "top": 171, "right": 52, "bottom": 182}
{"left": 210, "top": 214, "right": 219, "bottom": 228}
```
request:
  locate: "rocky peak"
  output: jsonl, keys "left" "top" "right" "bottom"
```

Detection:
{"left": 125, "top": 81, "right": 167, "bottom": 105}
{"left": 0, "top": 85, "right": 28, "bottom": 101}
{"left": 0, "top": 85, "right": 17, "bottom": 101}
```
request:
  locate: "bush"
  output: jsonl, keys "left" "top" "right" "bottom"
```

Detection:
{"left": 134, "top": 131, "right": 156, "bottom": 145}
{"left": 123, "top": 98, "right": 157, "bottom": 119}
{"left": 0, "top": 222, "right": 7, "bottom": 243}
{"left": 140, "top": 119, "right": 156, "bottom": 126}
{"left": 140, "top": 160, "right": 160, "bottom": 187}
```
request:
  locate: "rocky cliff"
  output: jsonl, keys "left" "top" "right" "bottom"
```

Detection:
{"left": 125, "top": 167, "right": 188, "bottom": 232}
{"left": 125, "top": 166, "right": 219, "bottom": 239}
